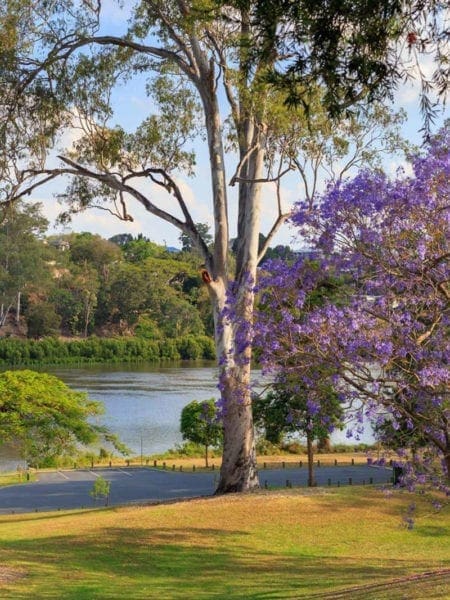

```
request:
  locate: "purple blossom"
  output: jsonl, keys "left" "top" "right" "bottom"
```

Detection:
{"left": 252, "top": 127, "right": 450, "bottom": 491}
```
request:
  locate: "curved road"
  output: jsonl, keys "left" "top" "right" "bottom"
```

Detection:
{"left": 0, "top": 465, "right": 393, "bottom": 514}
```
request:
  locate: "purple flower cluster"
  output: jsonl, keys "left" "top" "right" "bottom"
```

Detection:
{"left": 253, "top": 127, "right": 450, "bottom": 488}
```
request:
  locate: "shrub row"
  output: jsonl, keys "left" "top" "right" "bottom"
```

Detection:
{"left": 0, "top": 334, "right": 216, "bottom": 366}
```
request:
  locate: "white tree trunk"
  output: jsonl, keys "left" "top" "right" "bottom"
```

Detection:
{"left": 209, "top": 278, "right": 259, "bottom": 492}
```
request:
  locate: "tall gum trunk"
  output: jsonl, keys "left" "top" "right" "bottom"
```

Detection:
{"left": 215, "top": 366, "right": 259, "bottom": 493}
{"left": 210, "top": 279, "right": 259, "bottom": 493}
{"left": 199, "top": 62, "right": 263, "bottom": 493}
{"left": 213, "top": 146, "right": 265, "bottom": 493}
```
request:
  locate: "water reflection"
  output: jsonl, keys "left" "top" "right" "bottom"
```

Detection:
{"left": 46, "top": 362, "right": 221, "bottom": 457}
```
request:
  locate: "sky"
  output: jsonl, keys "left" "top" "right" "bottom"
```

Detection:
{"left": 33, "top": 2, "right": 448, "bottom": 250}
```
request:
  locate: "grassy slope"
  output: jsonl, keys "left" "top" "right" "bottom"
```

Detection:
{"left": 0, "top": 488, "right": 449, "bottom": 599}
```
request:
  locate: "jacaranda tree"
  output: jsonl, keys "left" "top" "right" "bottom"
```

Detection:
{"left": 254, "top": 126, "right": 450, "bottom": 488}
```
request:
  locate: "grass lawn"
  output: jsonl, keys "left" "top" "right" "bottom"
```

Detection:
{"left": 0, "top": 487, "right": 448, "bottom": 599}
{"left": 0, "top": 473, "right": 35, "bottom": 488}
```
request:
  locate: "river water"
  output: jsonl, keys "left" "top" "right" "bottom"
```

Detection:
{"left": 0, "top": 362, "right": 375, "bottom": 470}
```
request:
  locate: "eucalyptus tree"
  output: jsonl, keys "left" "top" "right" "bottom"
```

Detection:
{"left": 0, "top": 0, "right": 422, "bottom": 492}
{"left": 0, "top": 202, "right": 50, "bottom": 327}
{"left": 246, "top": 0, "right": 449, "bottom": 135}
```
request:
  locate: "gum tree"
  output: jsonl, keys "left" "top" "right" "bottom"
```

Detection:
{"left": 0, "top": 0, "right": 443, "bottom": 492}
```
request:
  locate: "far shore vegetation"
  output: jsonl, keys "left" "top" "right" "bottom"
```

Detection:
{"left": 0, "top": 334, "right": 216, "bottom": 367}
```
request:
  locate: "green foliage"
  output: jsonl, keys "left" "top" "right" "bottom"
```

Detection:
{"left": 180, "top": 399, "right": 223, "bottom": 466}
{"left": 254, "top": 383, "right": 343, "bottom": 444}
{"left": 25, "top": 302, "right": 61, "bottom": 338}
{"left": 255, "top": 438, "right": 284, "bottom": 456}
{"left": 90, "top": 475, "right": 111, "bottom": 505}
{"left": 0, "top": 334, "right": 215, "bottom": 366}
{"left": 0, "top": 370, "right": 105, "bottom": 466}
{"left": 122, "top": 237, "right": 170, "bottom": 262}
{"left": 134, "top": 315, "right": 162, "bottom": 340}
{"left": 179, "top": 222, "right": 213, "bottom": 254}
{"left": 68, "top": 232, "right": 121, "bottom": 276}
{"left": 0, "top": 202, "right": 52, "bottom": 326}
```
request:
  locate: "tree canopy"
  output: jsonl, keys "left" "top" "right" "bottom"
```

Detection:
{"left": 243, "top": 0, "right": 449, "bottom": 133}
{"left": 180, "top": 399, "right": 223, "bottom": 467}
{"left": 0, "top": 369, "right": 107, "bottom": 467}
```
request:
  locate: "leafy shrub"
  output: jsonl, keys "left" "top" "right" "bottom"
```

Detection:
{"left": 282, "top": 441, "right": 306, "bottom": 454}
{"left": 255, "top": 438, "right": 283, "bottom": 456}
{"left": 26, "top": 303, "right": 61, "bottom": 338}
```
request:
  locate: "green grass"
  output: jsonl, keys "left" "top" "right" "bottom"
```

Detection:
{"left": 0, "top": 472, "right": 35, "bottom": 488}
{"left": 0, "top": 487, "right": 449, "bottom": 599}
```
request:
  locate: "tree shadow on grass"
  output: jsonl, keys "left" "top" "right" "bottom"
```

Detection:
{"left": 1, "top": 526, "right": 443, "bottom": 599}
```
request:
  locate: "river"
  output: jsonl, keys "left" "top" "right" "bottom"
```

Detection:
{"left": 0, "top": 362, "right": 375, "bottom": 470}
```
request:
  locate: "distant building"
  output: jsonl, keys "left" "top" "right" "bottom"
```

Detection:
{"left": 49, "top": 238, "right": 71, "bottom": 252}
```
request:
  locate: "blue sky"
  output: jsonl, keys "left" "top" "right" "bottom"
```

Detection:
{"left": 36, "top": 3, "right": 448, "bottom": 249}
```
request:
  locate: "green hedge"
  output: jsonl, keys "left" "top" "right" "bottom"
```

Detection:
{"left": 0, "top": 335, "right": 216, "bottom": 366}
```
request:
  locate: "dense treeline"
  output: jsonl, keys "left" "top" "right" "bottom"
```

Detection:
{"left": 0, "top": 202, "right": 217, "bottom": 341}
{"left": 0, "top": 203, "right": 296, "bottom": 366}
{"left": 0, "top": 334, "right": 216, "bottom": 365}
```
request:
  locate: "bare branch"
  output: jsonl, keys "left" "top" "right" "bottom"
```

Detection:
{"left": 231, "top": 165, "right": 293, "bottom": 186}
{"left": 257, "top": 162, "right": 292, "bottom": 264}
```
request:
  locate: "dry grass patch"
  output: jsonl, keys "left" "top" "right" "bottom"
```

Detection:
{"left": 0, "top": 488, "right": 448, "bottom": 598}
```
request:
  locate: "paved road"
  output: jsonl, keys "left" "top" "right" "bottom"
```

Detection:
{"left": 0, "top": 465, "right": 393, "bottom": 514}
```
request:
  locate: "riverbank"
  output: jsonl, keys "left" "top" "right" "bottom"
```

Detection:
{"left": 0, "top": 334, "right": 216, "bottom": 367}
